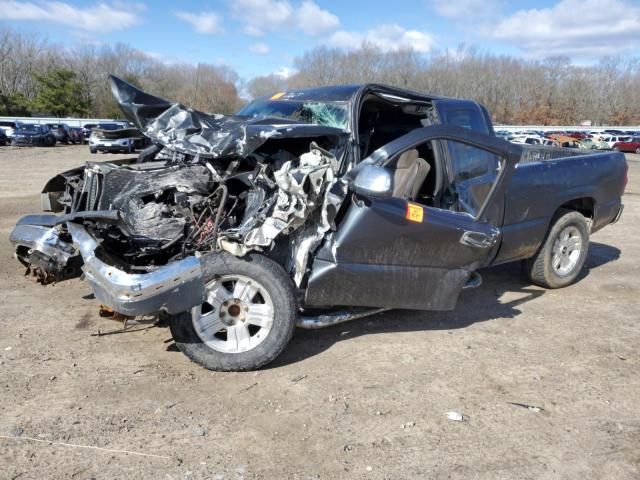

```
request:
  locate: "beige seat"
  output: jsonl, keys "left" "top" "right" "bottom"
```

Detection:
{"left": 392, "top": 149, "right": 431, "bottom": 200}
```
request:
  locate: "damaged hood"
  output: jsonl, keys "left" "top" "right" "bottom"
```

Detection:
{"left": 109, "top": 75, "right": 348, "bottom": 159}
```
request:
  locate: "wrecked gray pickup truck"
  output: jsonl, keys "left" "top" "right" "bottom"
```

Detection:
{"left": 10, "top": 76, "right": 627, "bottom": 371}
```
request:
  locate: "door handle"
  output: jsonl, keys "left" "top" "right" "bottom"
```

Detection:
{"left": 460, "top": 231, "right": 497, "bottom": 249}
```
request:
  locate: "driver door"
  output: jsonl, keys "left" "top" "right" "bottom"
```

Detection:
{"left": 304, "top": 125, "right": 520, "bottom": 310}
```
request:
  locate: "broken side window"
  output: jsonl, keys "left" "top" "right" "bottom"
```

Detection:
{"left": 444, "top": 140, "right": 503, "bottom": 218}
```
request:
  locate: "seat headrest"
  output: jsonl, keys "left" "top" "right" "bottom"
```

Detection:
{"left": 396, "top": 149, "right": 419, "bottom": 169}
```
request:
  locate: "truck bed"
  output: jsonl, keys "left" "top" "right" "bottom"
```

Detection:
{"left": 518, "top": 144, "right": 593, "bottom": 164}
{"left": 493, "top": 146, "right": 626, "bottom": 265}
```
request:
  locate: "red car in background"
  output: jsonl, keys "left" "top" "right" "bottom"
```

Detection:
{"left": 568, "top": 131, "right": 589, "bottom": 140}
{"left": 613, "top": 137, "right": 640, "bottom": 153}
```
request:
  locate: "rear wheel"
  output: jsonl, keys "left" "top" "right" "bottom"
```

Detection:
{"left": 89, "top": 147, "right": 97, "bottom": 154}
{"left": 169, "top": 252, "right": 297, "bottom": 371}
{"left": 524, "top": 209, "right": 590, "bottom": 288}
{"left": 635, "top": 147, "right": 640, "bottom": 154}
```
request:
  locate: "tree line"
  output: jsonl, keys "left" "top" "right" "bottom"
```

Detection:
{"left": 2, "top": 27, "right": 640, "bottom": 126}
{"left": 0, "top": 28, "right": 243, "bottom": 118}
{"left": 250, "top": 45, "right": 640, "bottom": 126}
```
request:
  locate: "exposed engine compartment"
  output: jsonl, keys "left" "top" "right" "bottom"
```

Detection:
{"left": 43, "top": 134, "right": 347, "bottom": 287}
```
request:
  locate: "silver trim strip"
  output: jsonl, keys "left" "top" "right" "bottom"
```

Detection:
{"left": 67, "top": 223, "right": 202, "bottom": 307}
{"left": 297, "top": 308, "right": 389, "bottom": 329}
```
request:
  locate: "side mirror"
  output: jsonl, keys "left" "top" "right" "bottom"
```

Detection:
{"left": 352, "top": 165, "right": 393, "bottom": 199}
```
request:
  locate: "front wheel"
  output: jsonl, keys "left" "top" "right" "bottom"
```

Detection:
{"left": 524, "top": 209, "right": 590, "bottom": 288}
{"left": 169, "top": 252, "right": 297, "bottom": 371}
{"left": 635, "top": 147, "right": 640, "bottom": 154}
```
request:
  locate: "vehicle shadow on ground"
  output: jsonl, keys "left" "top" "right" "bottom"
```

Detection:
{"left": 268, "top": 241, "right": 621, "bottom": 368}
{"left": 579, "top": 241, "right": 621, "bottom": 279}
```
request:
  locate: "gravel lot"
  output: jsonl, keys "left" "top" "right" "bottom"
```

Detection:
{"left": 1, "top": 145, "right": 639, "bottom": 479}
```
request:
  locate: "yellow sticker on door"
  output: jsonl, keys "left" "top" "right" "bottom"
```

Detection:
{"left": 406, "top": 203, "right": 424, "bottom": 223}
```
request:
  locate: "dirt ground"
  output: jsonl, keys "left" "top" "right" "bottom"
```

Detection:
{"left": 0, "top": 144, "right": 638, "bottom": 480}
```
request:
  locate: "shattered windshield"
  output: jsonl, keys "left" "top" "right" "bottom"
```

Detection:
{"left": 238, "top": 100, "right": 349, "bottom": 130}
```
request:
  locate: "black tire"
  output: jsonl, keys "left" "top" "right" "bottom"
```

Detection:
{"left": 89, "top": 147, "right": 97, "bottom": 154}
{"left": 169, "top": 252, "right": 297, "bottom": 371}
{"left": 524, "top": 209, "right": 590, "bottom": 289}
{"left": 635, "top": 147, "right": 640, "bottom": 154}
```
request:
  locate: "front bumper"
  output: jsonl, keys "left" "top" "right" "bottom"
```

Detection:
{"left": 67, "top": 223, "right": 205, "bottom": 316}
{"left": 10, "top": 216, "right": 205, "bottom": 316}
{"left": 95, "top": 145, "right": 130, "bottom": 152}
{"left": 611, "top": 204, "right": 624, "bottom": 224}
{"left": 90, "top": 139, "right": 133, "bottom": 152}
{"left": 9, "top": 223, "right": 76, "bottom": 266}
{"left": 12, "top": 137, "right": 44, "bottom": 146}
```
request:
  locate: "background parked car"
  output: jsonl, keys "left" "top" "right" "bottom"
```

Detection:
{"left": 46, "top": 123, "right": 72, "bottom": 144}
{"left": 0, "top": 120, "right": 17, "bottom": 140}
{"left": 89, "top": 122, "right": 138, "bottom": 153}
{"left": 579, "top": 138, "right": 610, "bottom": 150}
{"left": 601, "top": 135, "right": 630, "bottom": 149}
{"left": 11, "top": 123, "right": 56, "bottom": 146}
{"left": 547, "top": 134, "right": 584, "bottom": 149}
{"left": 568, "top": 131, "right": 589, "bottom": 140}
{"left": 82, "top": 123, "right": 96, "bottom": 143}
{"left": 509, "top": 135, "right": 542, "bottom": 145}
{"left": 120, "top": 120, "right": 150, "bottom": 149}
{"left": 613, "top": 137, "right": 640, "bottom": 154}
{"left": 68, "top": 127, "right": 84, "bottom": 144}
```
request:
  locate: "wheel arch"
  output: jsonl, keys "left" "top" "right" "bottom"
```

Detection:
{"left": 556, "top": 197, "right": 595, "bottom": 219}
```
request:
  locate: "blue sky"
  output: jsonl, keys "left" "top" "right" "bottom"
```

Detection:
{"left": 1, "top": 0, "right": 640, "bottom": 80}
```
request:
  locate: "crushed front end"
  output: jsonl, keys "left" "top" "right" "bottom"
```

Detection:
{"left": 9, "top": 76, "right": 350, "bottom": 318}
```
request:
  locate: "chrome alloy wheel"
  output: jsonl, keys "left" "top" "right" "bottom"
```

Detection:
{"left": 191, "top": 274, "right": 274, "bottom": 354}
{"left": 551, "top": 225, "right": 582, "bottom": 276}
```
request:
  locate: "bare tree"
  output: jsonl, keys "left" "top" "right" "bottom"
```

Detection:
{"left": 247, "top": 74, "right": 288, "bottom": 99}
{"left": 2, "top": 27, "right": 640, "bottom": 125}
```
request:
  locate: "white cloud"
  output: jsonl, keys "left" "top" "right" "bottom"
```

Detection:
{"left": 230, "top": 0, "right": 292, "bottom": 36}
{"left": 274, "top": 66, "right": 296, "bottom": 78}
{"left": 249, "top": 42, "right": 270, "bottom": 54}
{"left": 329, "top": 30, "right": 362, "bottom": 48}
{"left": 294, "top": 0, "right": 339, "bottom": 35}
{"left": 431, "top": 0, "right": 501, "bottom": 19}
{"left": 491, "top": 0, "right": 640, "bottom": 58}
{"left": 174, "top": 11, "right": 223, "bottom": 35}
{"left": 0, "top": 0, "right": 142, "bottom": 33}
{"left": 329, "top": 24, "right": 434, "bottom": 53}
{"left": 230, "top": 0, "right": 339, "bottom": 36}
